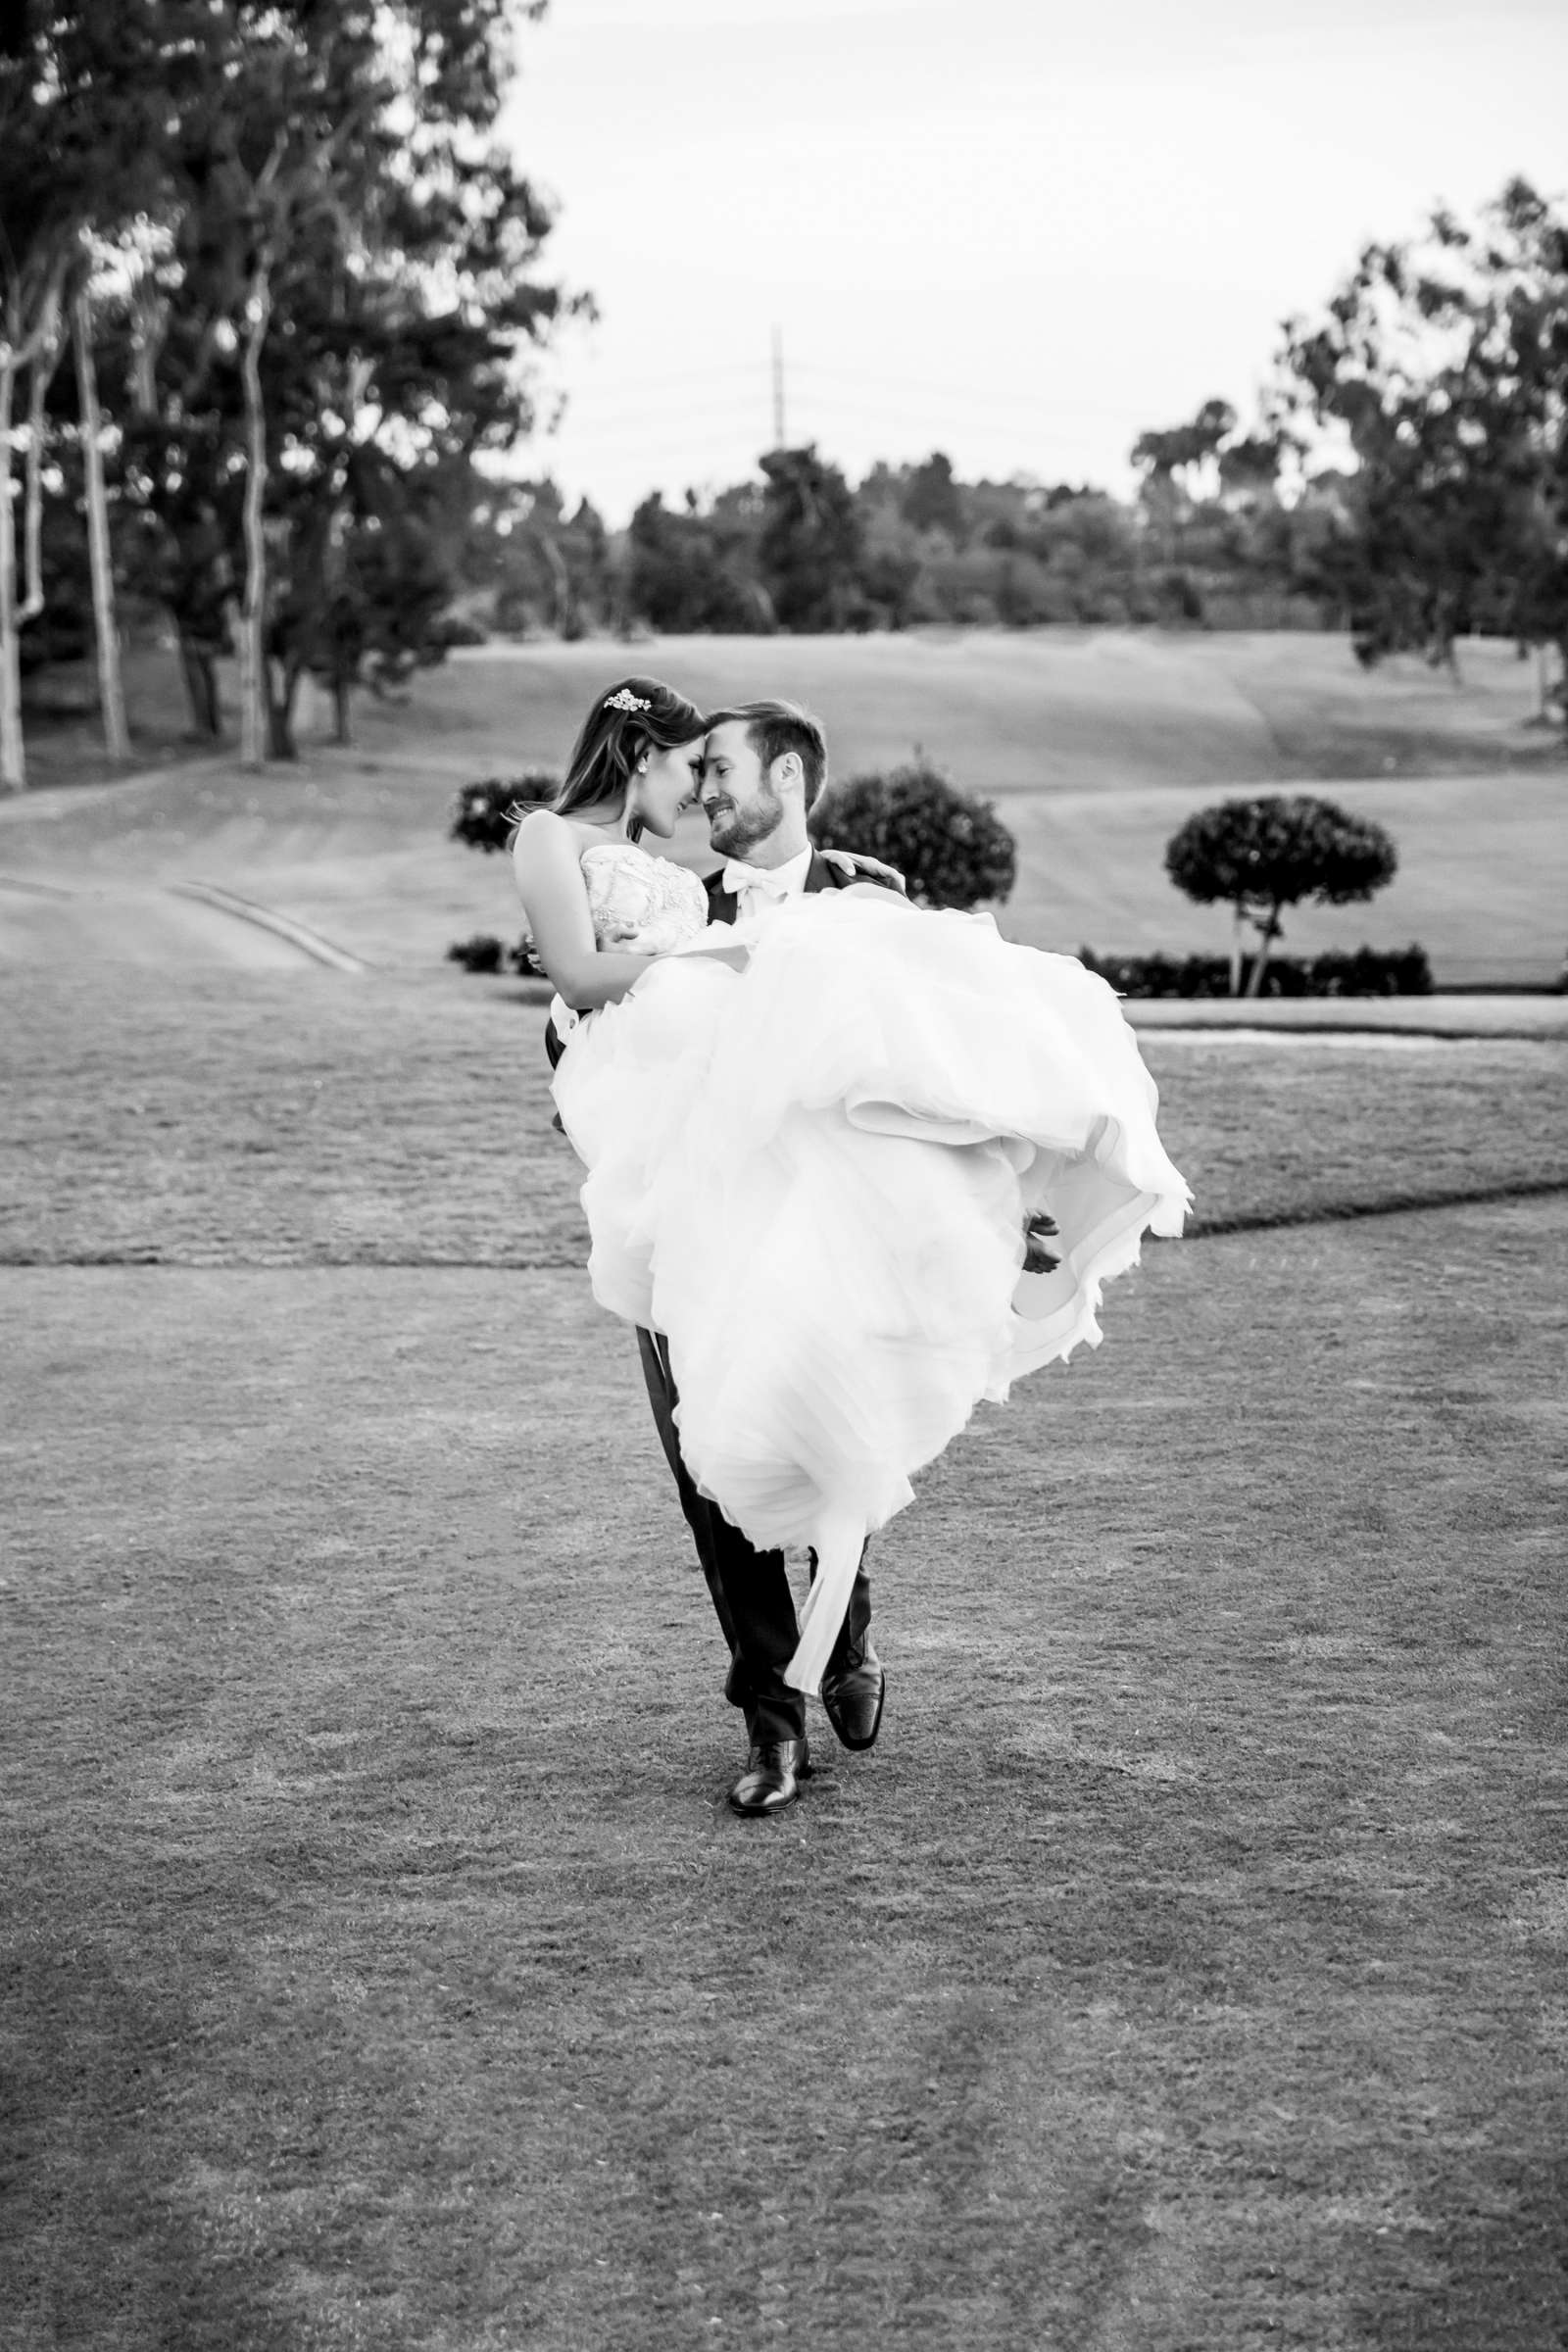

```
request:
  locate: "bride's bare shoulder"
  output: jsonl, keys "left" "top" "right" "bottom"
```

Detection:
{"left": 513, "top": 806, "right": 566, "bottom": 843}
{"left": 512, "top": 807, "right": 587, "bottom": 869}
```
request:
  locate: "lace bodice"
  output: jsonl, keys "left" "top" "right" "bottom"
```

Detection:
{"left": 579, "top": 843, "right": 709, "bottom": 954}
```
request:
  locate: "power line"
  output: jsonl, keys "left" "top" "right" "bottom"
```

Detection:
{"left": 546, "top": 361, "right": 771, "bottom": 395}
{"left": 550, "top": 352, "right": 1141, "bottom": 428}
{"left": 526, "top": 330, "right": 1146, "bottom": 490}
{"left": 551, "top": 355, "right": 1145, "bottom": 432}
{"left": 550, "top": 382, "right": 1120, "bottom": 444}
{"left": 547, "top": 408, "right": 784, "bottom": 446}
{"left": 535, "top": 328, "right": 1162, "bottom": 485}
{"left": 790, "top": 358, "right": 1146, "bottom": 425}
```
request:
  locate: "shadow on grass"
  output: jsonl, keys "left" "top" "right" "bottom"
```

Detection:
{"left": 5, "top": 1931, "right": 311, "bottom": 2351}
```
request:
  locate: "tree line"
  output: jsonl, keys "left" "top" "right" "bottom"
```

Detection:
{"left": 470, "top": 445, "right": 1339, "bottom": 643}
{"left": 0, "top": 0, "right": 571, "bottom": 788}
{"left": 466, "top": 177, "right": 1568, "bottom": 729}
{"left": 5, "top": 26, "right": 1566, "bottom": 797}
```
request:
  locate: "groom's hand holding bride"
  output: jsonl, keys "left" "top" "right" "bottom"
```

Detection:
{"left": 819, "top": 848, "right": 906, "bottom": 894}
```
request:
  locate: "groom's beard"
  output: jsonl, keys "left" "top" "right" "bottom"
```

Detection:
{"left": 706, "top": 779, "right": 785, "bottom": 860}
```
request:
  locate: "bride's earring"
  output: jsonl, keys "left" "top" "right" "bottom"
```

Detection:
{"left": 627, "top": 757, "right": 649, "bottom": 844}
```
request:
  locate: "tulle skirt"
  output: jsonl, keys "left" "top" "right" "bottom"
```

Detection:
{"left": 551, "top": 891, "right": 1189, "bottom": 1691}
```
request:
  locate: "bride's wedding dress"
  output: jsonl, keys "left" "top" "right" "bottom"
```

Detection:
{"left": 550, "top": 842, "right": 1190, "bottom": 1694}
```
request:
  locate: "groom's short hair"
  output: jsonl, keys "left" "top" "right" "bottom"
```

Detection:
{"left": 707, "top": 701, "right": 828, "bottom": 810}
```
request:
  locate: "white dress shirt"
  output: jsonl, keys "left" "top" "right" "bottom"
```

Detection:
{"left": 721, "top": 844, "right": 813, "bottom": 924}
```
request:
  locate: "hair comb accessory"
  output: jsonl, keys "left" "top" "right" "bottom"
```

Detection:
{"left": 605, "top": 688, "right": 651, "bottom": 713}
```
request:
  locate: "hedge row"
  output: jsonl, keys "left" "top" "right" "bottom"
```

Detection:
{"left": 452, "top": 936, "right": 1436, "bottom": 997}
{"left": 1078, "top": 945, "right": 1434, "bottom": 998}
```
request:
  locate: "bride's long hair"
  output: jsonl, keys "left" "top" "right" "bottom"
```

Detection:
{"left": 554, "top": 676, "right": 707, "bottom": 842}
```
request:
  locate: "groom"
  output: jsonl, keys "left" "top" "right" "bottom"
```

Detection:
{"left": 637, "top": 700, "right": 895, "bottom": 1817}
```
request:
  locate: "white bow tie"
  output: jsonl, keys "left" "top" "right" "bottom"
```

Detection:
{"left": 722, "top": 861, "right": 796, "bottom": 901}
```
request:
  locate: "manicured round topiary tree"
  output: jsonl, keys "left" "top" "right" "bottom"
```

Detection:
{"left": 809, "top": 760, "right": 1016, "bottom": 910}
{"left": 1164, "top": 794, "right": 1398, "bottom": 997}
{"left": 450, "top": 771, "right": 560, "bottom": 856}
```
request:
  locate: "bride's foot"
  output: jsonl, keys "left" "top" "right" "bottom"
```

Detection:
{"left": 727, "top": 1738, "right": 812, "bottom": 1816}
{"left": 1022, "top": 1210, "right": 1061, "bottom": 1273}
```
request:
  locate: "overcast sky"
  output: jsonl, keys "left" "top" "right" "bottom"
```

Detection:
{"left": 500, "top": 0, "right": 1568, "bottom": 523}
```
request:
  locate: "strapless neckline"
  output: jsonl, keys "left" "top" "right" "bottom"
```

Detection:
{"left": 579, "top": 840, "right": 685, "bottom": 876}
{"left": 572, "top": 839, "right": 710, "bottom": 957}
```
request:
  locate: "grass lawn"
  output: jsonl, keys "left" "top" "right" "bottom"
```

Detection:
{"left": 17, "top": 643, "right": 217, "bottom": 795}
{"left": 3, "top": 958, "right": 1568, "bottom": 2343}
{"left": 5, "top": 1204, "right": 1566, "bottom": 2348}
{"left": 1, "top": 969, "right": 1565, "bottom": 1267}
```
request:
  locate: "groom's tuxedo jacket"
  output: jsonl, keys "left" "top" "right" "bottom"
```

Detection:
{"left": 543, "top": 852, "right": 898, "bottom": 1064}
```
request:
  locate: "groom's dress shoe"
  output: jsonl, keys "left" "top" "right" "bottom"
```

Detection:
{"left": 727, "top": 1739, "right": 812, "bottom": 1816}
{"left": 820, "top": 1642, "right": 886, "bottom": 1751}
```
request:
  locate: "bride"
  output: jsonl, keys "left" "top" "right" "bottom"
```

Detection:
{"left": 513, "top": 676, "right": 1190, "bottom": 1717}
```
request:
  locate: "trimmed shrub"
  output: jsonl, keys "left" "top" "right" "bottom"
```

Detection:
{"left": 446, "top": 933, "right": 550, "bottom": 979}
{"left": 810, "top": 760, "right": 1016, "bottom": 909}
{"left": 433, "top": 613, "right": 490, "bottom": 649}
{"left": 1165, "top": 794, "right": 1398, "bottom": 997}
{"left": 447, "top": 934, "right": 506, "bottom": 974}
{"left": 451, "top": 771, "right": 560, "bottom": 856}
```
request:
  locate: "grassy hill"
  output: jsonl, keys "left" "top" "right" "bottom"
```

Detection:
{"left": 5, "top": 629, "right": 1564, "bottom": 984}
{"left": 257, "top": 626, "right": 1561, "bottom": 794}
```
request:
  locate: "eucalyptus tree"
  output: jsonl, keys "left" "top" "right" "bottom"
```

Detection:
{"left": 1282, "top": 179, "right": 1568, "bottom": 704}
{"left": 1130, "top": 399, "right": 1238, "bottom": 569}
{"left": 257, "top": 117, "right": 569, "bottom": 752}
{"left": 116, "top": 0, "right": 570, "bottom": 760}
{"left": 0, "top": 2, "right": 211, "bottom": 783}
{"left": 0, "top": 14, "right": 84, "bottom": 786}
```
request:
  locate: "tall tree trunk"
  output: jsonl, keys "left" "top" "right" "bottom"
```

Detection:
{"left": 17, "top": 323, "right": 61, "bottom": 625}
{"left": 537, "top": 530, "right": 572, "bottom": 636}
{"left": 0, "top": 357, "right": 24, "bottom": 790}
{"left": 128, "top": 279, "right": 169, "bottom": 421}
{"left": 265, "top": 649, "right": 299, "bottom": 760}
{"left": 1229, "top": 902, "right": 1246, "bottom": 998}
{"left": 238, "top": 257, "right": 272, "bottom": 771}
{"left": 73, "top": 289, "right": 130, "bottom": 763}
{"left": 177, "top": 634, "right": 221, "bottom": 737}
{"left": 1244, "top": 902, "right": 1281, "bottom": 999}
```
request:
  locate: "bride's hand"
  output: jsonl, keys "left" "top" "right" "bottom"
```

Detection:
{"left": 820, "top": 848, "right": 907, "bottom": 894}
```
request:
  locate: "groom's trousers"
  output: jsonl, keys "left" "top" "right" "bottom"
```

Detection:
{"left": 636, "top": 1327, "right": 872, "bottom": 1747}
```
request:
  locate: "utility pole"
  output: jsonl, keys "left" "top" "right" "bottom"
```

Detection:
{"left": 770, "top": 325, "right": 786, "bottom": 450}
